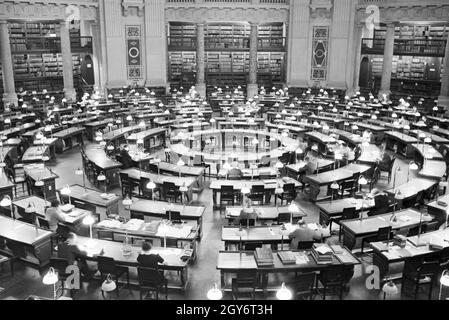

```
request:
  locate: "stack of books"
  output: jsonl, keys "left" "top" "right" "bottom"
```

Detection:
{"left": 255, "top": 247, "right": 274, "bottom": 267}
{"left": 311, "top": 244, "right": 334, "bottom": 264}
{"left": 277, "top": 251, "right": 297, "bottom": 265}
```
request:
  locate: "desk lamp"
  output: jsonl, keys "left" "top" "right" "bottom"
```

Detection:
{"left": 176, "top": 158, "right": 185, "bottom": 178}
{"left": 146, "top": 181, "right": 157, "bottom": 202}
{"left": 97, "top": 171, "right": 107, "bottom": 197}
{"left": 235, "top": 227, "right": 246, "bottom": 256}
{"left": 122, "top": 196, "right": 133, "bottom": 210}
{"left": 331, "top": 182, "right": 340, "bottom": 202}
{"left": 42, "top": 267, "right": 59, "bottom": 300}
{"left": 407, "top": 161, "right": 419, "bottom": 182}
{"left": 275, "top": 161, "right": 284, "bottom": 178}
{"left": 358, "top": 175, "right": 368, "bottom": 194}
{"left": 0, "top": 195, "right": 13, "bottom": 220}
{"left": 279, "top": 224, "right": 290, "bottom": 251}
{"left": 75, "top": 168, "right": 87, "bottom": 192}
{"left": 288, "top": 202, "right": 300, "bottom": 224}
{"left": 439, "top": 270, "right": 449, "bottom": 300}
{"left": 207, "top": 283, "right": 223, "bottom": 300}
{"left": 276, "top": 283, "right": 292, "bottom": 300}
{"left": 382, "top": 280, "right": 398, "bottom": 300}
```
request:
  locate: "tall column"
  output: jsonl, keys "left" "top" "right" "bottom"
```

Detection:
{"left": 247, "top": 22, "right": 258, "bottom": 99}
{"left": 352, "top": 23, "right": 364, "bottom": 94}
{"left": 91, "top": 23, "right": 105, "bottom": 95}
{"left": 0, "top": 21, "right": 18, "bottom": 106}
{"left": 60, "top": 21, "right": 76, "bottom": 101}
{"left": 379, "top": 23, "right": 395, "bottom": 99}
{"left": 438, "top": 33, "right": 449, "bottom": 113}
{"left": 286, "top": 0, "right": 310, "bottom": 87}
{"left": 196, "top": 23, "right": 206, "bottom": 98}
{"left": 144, "top": 0, "right": 167, "bottom": 89}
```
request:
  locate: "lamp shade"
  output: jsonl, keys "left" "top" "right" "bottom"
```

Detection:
{"left": 101, "top": 274, "right": 117, "bottom": 292}
{"left": 276, "top": 283, "right": 292, "bottom": 300}
{"left": 25, "top": 202, "right": 36, "bottom": 214}
{"left": 177, "top": 159, "right": 185, "bottom": 167}
{"left": 60, "top": 185, "right": 71, "bottom": 196}
{"left": 235, "top": 227, "right": 247, "bottom": 237}
{"left": 146, "top": 181, "right": 156, "bottom": 190}
{"left": 97, "top": 172, "right": 106, "bottom": 181}
{"left": 358, "top": 176, "right": 368, "bottom": 186}
{"left": 75, "top": 168, "right": 83, "bottom": 176}
{"left": 122, "top": 196, "right": 133, "bottom": 207}
{"left": 382, "top": 281, "right": 398, "bottom": 295}
{"left": 0, "top": 196, "right": 12, "bottom": 207}
{"left": 35, "top": 179, "right": 45, "bottom": 187}
{"left": 275, "top": 161, "right": 284, "bottom": 169}
{"left": 331, "top": 182, "right": 340, "bottom": 190}
{"left": 82, "top": 215, "right": 95, "bottom": 226}
{"left": 409, "top": 162, "right": 419, "bottom": 171}
{"left": 241, "top": 186, "right": 250, "bottom": 195}
{"left": 42, "top": 267, "right": 59, "bottom": 285}
{"left": 440, "top": 270, "right": 449, "bottom": 287}
{"left": 288, "top": 202, "right": 300, "bottom": 213}
{"left": 207, "top": 284, "right": 223, "bottom": 300}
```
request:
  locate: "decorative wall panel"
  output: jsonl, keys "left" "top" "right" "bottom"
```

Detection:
{"left": 126, "top": 25, "right": 142, "bottom": 79}
{"left": 311, "top": 26, "right": 329, "bottom": 81}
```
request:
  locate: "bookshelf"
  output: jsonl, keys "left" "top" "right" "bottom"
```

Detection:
{"left": 374, "top": 24, "right": 448, "bottom": 40}
{"left": 7, "top": 21, "right": 89, "bottom": 93}
{"left": 168, "top": 51, "right": 196, "bottom": 86}
{"left": 367, "top": 54, "right": 444, "bottom": 96}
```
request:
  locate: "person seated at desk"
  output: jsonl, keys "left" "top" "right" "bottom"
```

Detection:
{"left": 238, "top": 199, "right": 258, "bottom": 226}
{"left": 288, "top": 220, "right": 322, "bottom": 250}
{"left": 45, "top": 200, "right": 66, "bottom": 232}
{"left": 227, "top": 166, "right": 243, "bottom": 180}
{"left": 377, "top": 152, "right": 392, "bottom": 171}
{"left": 119, "top": 145, "right": 133, "bottom": 169}
{"left": 58, "top": 233, "right": 103, "bottom": 280}
{"left": 137, "top": 241, "right": 167, "bottom": 269}
{"left": 367, "top": 189, "right": 391, "bottom": 216}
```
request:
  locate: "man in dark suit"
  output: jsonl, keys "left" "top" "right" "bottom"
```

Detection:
{"left": 368, "top": 189, "right": 391, "bottom": 216}
{"left": 120, "top": 145, "right": 133, "bottom": 169}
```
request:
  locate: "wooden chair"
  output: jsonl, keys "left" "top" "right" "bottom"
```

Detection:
{"left": 97, "top": 256, "right": 130, "bottom": 298}
{"left": 162, "top": 182, "right": 182, "bottom": 203}
{"left": 328, "top": 207, "right": 358, "bottom": 241}
{"left": 401, "top": 260, "right": 440, "bottom": 300}
{"left": 137, "top": 267, "right": 168, "bottom": 300}
{"left": 361, "top": 226, "right": 393, "bottom": 255}
{"left": 220, "top": 185, "right": 236, "bottom": 212}
{"left": 49, "top": 258, "right": 75, "bottom": 298}
{"left": 248, "top": 185, "right": 265, "bottom": 205}
{"left": 294, "top": 272, "right": 317, "bottom": 300}
{"left": 315, "top": 265, "right": 349, "bottom": 300}
{"left": 231, "top": 272, "right": 258, "bottom": 300}
{"left": 297, "top": 241, "right": 315, "bottom": 250}
{"left": 276, "top": 183, "right": 297, "bottom": 206}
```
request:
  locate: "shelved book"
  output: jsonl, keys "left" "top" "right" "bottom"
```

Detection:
{"left": 255, "top": 247, "right": 274, "bottom": 267}
{"left": 311, "top": 243, "right": 334, "bottom": 264}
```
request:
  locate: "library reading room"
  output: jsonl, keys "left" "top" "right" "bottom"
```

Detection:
{"left": 0, "top": 0, "right": 449, "bottom": 303}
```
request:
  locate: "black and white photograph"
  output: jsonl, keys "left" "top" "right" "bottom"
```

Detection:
{"left": 0, "top": 0, "right": 449, "bottom": 307}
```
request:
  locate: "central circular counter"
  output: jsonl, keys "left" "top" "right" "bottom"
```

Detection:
{"left": 169, "top": 128, "right": 300, "bottom": 166}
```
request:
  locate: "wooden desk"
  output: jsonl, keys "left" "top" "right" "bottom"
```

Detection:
{"left": 24, "top": 164, "right": 59, "bottom": 201}
{"left": 385, "top": 177, "right": 437, "bottom": 199}
{"left": 225, "top": 206, "right": 306, "bottom": 222}
{"left": 317, "top": 197, "right": 376, "bottom": 226}
{"left": 340, "top": 209, "right": 429, "bottom": 250}
{"left": 121, "top": 168, "right": 198, "bottom": 202}
{"left": 0, "top": 215, "right": 52, "bottom": 269}
{"left": 57, "top": 184, "right": 120, "bottom": 220}
{"left": 84, "top": 118, "right": 114, "bottom": 141}
{"left": 76, "top": 237, "right": 191, "bottom": 291}
{"left": 385, "top": 131, "right": 418, "bottom": 158}
{"left": 13, "top": 195, "right": 90, "bottom": 233}
{"left": 210, "top": 177, "right": 302, "bottom": 208}
{"left": 419, "top": 160, "right": 447, "bottom": 180}
{"left": 130, "top": 199, "right": 205, "bottom": 238}
{"left": 304, "top": 163, "right": 372, "bottom": 202}
{"left": 217, "top": 249, "right": 359, "bottom": 291}
{"left": 286, "top": 159, "right": 334, "bottom": 176}
{"left": 305, "top": 131, "right": 338, "bottom": 155}
{"left": 0, "top": 170, "right": 15, "bottom": 200}
{"left": 371, "top": 228, "right": 449, "bottom": 278}
{"left": 426, "top": 194, "right": 449, "bottom": 229}
{"left": 126, "top": 128, "right": 166, "bottom": 154}
{"left": 410, "top": 143, "right": 443, "bottom": 168}
{"left": 53, "top": 127, "right": 85, "bottom": 153}
{"left": 22, "top": 145, "right": 52, "bottom": 163}
{"left": 84, "top": 145, "right": 122, "bottom": 188}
